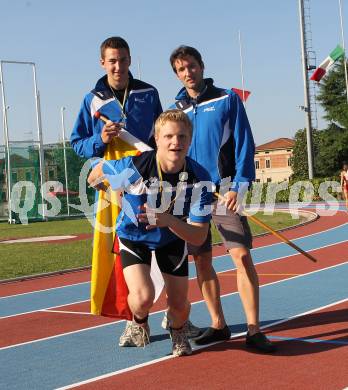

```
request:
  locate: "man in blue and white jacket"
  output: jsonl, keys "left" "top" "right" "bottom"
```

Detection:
{"left": 71, "top": 36, "right": 162, "bottom": 158}
{"left": 167, "top": 45, "right": 276, "bottom": 352}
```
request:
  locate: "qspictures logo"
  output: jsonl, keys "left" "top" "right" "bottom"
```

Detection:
{"left": 7, "top": 158, "right": 344, "bottom": 230}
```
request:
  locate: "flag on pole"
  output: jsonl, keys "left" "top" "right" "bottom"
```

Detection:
{"left": 90, "top": 135, "right": 164, "bottom": 319}
{"left": 232, "top": 88, "right": 251, "bottom": 102}
{"left": 310, "top": 45, "right": 345, "bottom": 82}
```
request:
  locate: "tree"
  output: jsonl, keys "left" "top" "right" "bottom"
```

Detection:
{"left": 291, "top": 128, "right": 320, "bottom": 179}
{"left": 48, "top": 145, "right": 87, "bottom": 192}
{"left": 316, "top": 58, "right": 348, "bottom": 129}
{"left": 315, "top": 123, "right": 348, "bottom": 177}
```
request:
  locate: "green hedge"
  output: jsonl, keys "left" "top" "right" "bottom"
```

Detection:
{"left": 246, "top": 177, "right": 342, "bottom": 203}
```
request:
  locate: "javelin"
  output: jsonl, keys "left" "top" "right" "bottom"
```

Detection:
{"left": 214, "top": 192, "right": 317, "bottom": 263}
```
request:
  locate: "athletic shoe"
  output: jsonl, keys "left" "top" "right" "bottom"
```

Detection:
{"left": 162, "top": 312, "right": 202, "bottom": 338}
{"left": 193, "top": 325, "right": 231, "bottom": 345}
{"left": 119, "top": 320, "right": 150, "bottom": 347}
{"left": 183, "top": 320, "right": 202, "bottom": 338}
{"left": 245, "top": 331, "right": 277, "bottom": 353}
{"left": 170, "top": 325, "right": 192, "bottom": 357}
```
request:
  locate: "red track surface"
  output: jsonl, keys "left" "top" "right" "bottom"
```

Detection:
{"left": 0, "top": 270, "right": 91, "bottom": 298}
{"left": 78, "top": 301, "right": 348, "bottom": 390}
{"left": 1, "top": 210, "right": 347, "bottom": 389}
{"left": 1, "top": 209, "right": 346, "bottom": 297}
{"left": 2, "top": 239, "right": 347, "bottom": 348}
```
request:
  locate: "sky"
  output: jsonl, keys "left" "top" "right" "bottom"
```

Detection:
{"left": 0, "top": 0, "right": 346, "bottom": 147}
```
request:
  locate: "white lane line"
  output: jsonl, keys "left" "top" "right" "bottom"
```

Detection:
{"left": 40, "top": 309, "right": 94, "bottom": 316}
{"left": 259, "top": 297, "right": 348, "bottom": 331}
{"left": 0, "top": 281, "right": 89, "bottom": 300}
{"left": 1, "top": 260, "right": 347, "bottom": 352}
{"left": 0, "top": 235, "right": 77, "bottom": 244}
{"left": 1, "top": 239, "right": 347, "bottom": 320}
{"left": 1, "top": 222, "right": 346, "bottom": 299}
{"left": 55, "top": 297, "right": 348, "bottom": 390}
{"left": 0, "top": 318, "right": 122, "bottom": 351}
{"left": 0, "top": 300, "right": 89, "bottom": 320}
{"left": 233, "top": 238, "right": 348, "bottom": 268}
{"left": 249, "top": 222, "right": 348, "bottom": 250}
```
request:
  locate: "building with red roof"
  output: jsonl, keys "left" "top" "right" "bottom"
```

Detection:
{"left": 254, "top": 137, "right": 295, "bottom": 183}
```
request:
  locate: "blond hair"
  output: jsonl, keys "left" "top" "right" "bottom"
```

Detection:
{"left": 154, "top": 109, "right": 192, "bottom": 137}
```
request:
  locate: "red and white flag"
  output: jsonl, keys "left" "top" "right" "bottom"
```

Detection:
{"left": 232, "top": 88, "right": 251, "bottom": 102}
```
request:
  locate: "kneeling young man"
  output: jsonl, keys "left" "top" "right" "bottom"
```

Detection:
{"left": 88, "top": 110, "right": 212, "bottom": 356}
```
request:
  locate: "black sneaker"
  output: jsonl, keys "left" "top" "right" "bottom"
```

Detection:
{"left": 193, "top": 325, "right": 231, "bottom": 345}
{"left": 246, "top": 332, "right": 277, "bottom": 353}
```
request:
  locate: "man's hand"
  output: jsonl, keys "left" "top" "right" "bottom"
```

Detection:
{"left": 137, "top": 204, "right": 172, "bottom": 230}
{"left": 218, "top": 190, "right": 238, "bottom": 212}
{"left": 87, "top": 161, "right": 108, "bottom": 191}
{"left": 101, "top": 120, "right": 123, "bottom": 144}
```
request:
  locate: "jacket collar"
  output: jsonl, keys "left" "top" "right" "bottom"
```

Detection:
{"left": 94, "top": 71, "right": 134, "bottom": 93}
{"left": 175, "top": 78, "right": 214, "bottom": 103}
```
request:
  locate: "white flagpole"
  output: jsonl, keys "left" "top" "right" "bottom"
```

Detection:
{"left": 238, "top": 30, "right": 246, "bottom": 107}
{"left": 61, "top": 106, "right": 70, "bottom": 216}
{"left": 338, "top": 0, "right": 348, "bottom": 104}
{"left": 137, "top": 57, "right": 141, "bottom": 80}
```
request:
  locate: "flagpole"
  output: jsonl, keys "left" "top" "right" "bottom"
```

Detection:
{"left": 238, "top": 30, "right": 246, "bottom": 107}
{"left": 137, "top": 57, "right": 141, "bottom": 80}
{"left": 338, "top": 0, "right": 348, "bottom": 104}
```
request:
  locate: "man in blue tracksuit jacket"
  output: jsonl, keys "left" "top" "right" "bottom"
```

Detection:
{"left": 70, "top": 36, "right": 162, "bottom": 158}
{"left": 167, "top": 45, "right": 276, "bottom": 352}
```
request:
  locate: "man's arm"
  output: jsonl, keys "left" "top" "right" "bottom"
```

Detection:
{"left": 137, "top": 206, "right": 209, "bottom": 246}
{"left": 70, "top": 98, "right": 108, "bottom": 158}
{"left": 87, "top": 158, "right": 140, "bottom": 191}
{"left": 223, "top": 93, "right": 255, "bottom": 212}
{"left": 70, "top": 98, "right": 123, "bottom": 158}
{"left": 154, "top": 88, "right": 163, "bottom": 121}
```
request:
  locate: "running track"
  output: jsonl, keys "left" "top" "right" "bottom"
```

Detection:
{"left": 0, "top": 207, "right": 347, "bottom": 389}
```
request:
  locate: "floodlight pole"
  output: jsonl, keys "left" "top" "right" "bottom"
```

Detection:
{"left": 61, "top": 106, "right": 70, "bottom": 216}
{"left": 338, "top": 0, "right": 348, "bottom": 104}
{"left": 298, "top": 0, "right": 314, "bottom": 179}
{"left": 0, "top": 61, "right": 13, "bottom": 223}
{"left": 32, "top": 64, "right": 46, "bottom": 220}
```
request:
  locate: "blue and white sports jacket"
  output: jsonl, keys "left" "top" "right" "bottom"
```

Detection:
{"left": 70, "top": 73, "right": 162, "bottom": 158}
{"left": 102, "top": 151, "right": 212, "bottom": 249}
{"left": 170, "top": 78, "right": 255, "bottom": 192}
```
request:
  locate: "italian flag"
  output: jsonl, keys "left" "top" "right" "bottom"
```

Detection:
{"left": 310, "top": 45, "right": 345, "bottom": 82}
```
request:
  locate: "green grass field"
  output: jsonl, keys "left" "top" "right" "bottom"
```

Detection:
{"left": 0, "top": 212, "right": 307, "bottom": 280}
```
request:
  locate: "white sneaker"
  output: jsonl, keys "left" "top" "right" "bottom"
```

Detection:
{"left": 162, "top": 312, "right": 202, "bottom": 338}
{"left": 170, "top": 325, "right": 192, "bottom": 357}
{"left": 119, "top": 320, "right": 150, "bottom": 347}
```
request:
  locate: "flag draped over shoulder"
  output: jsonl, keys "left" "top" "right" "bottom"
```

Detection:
{"left": 310, "top": 45, "right": 345, "bottom": 82}
{"left": 90, "top": 137, "right": 139, "bottom": 319}
{"left": 90, "top": 135, "right": 164, "bottom": 319}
